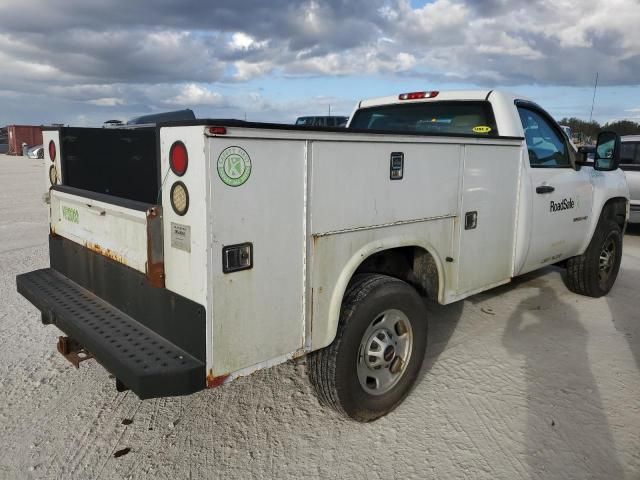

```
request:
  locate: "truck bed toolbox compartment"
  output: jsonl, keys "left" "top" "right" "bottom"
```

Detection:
{"left": 16, "top": 267, "right": 205, "bottom": 399}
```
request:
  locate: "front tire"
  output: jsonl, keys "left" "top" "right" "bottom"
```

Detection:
{"left": 308, "top": 274, "right": 428, "bottom": 422}
{"left": 565, "top": 219, "right": 623, "bottom": 297}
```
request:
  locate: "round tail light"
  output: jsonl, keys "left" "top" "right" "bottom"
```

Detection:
{"left": 170, "top": 181, "right": 189, "bottom": 216}
{"left": 49, "top": 165, "right": 57, "bottom": 185}
{"left": 48, "top": 140, "right": 56, "bottom": 162}
{"left": 169, "top": 141, "right": 188, "bottom": 176}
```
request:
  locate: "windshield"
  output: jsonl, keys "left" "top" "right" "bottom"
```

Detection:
{"left": 349, "top": 101, "right": 498, "bottom": 136}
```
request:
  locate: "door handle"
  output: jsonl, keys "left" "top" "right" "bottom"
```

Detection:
{"left": 86, "top": 204, "right": 106, "bottom": 216}
{"left": 536, "top": 185, "right": 555, "bottom": 194}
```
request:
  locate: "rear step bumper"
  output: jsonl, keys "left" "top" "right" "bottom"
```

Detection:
{"left": 17, "top": 268, "right": 205, "bottom": 399}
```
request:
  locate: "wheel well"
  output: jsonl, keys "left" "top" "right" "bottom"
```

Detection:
{"left": 352, "top": 246, "right": 439, "bottom": 299}
{"left": 601, "top": 197, "right": 628, "bottom": 230}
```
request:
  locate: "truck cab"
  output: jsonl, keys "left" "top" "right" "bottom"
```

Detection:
{"left": 348, "top": 90, "right": 628, "bottom": 278}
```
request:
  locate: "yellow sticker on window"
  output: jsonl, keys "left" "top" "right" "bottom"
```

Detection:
{"left": 472, "top": 126, "right": 492, "bottom": 134}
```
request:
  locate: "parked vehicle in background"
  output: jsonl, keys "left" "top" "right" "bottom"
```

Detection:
{"left": 103, "top": 120, "right": 124, "bottom": 128}
{"left": 27, "top": 144, "right": 44, "bottom": 159}
{"left": 0, "top": 128, "right": 7, "bottom": 154}
{"left": 560, "top": 125, "right": 572, "bottom": 139}
{"left": 16, "top": 90, "right": 629, "bottom": 422}
{"left": 295, "top": 115, "right": 349, "bottom": 127}
{"left": 578, "top": 145, "right": 596, "bottom": 162}
{"left": 621, "top": 135, "right": 640, "bottom": 223}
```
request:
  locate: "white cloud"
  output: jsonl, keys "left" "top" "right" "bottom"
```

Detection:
{"left": 229, "top": 32, "right": 268, "bottom": 51}
{"left": 475, "top": 33, "right": 543, "bottom": 60}
{"left": 86, "top": 97, "right": 125, "bottom": 106}
{"left": 167, "top": 84, "right": 225, "bottom": 106}
{"left": 0, "top": 0, "right": 639, "bottom": 125}
{"left": 233, "top": 60, "right": 275, "bottom": 81}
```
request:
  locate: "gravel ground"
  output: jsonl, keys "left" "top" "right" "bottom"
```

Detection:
{"left": 0, "top": 154, "right": 639, "bottom": 480}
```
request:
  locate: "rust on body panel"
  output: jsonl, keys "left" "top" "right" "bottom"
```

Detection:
{"left": 84, "top": 241, "right": 126, "bottom": 265}
{"left": 206, "top": 370, "right": 229, "bottom": 388}
{"left": 145, "top": 206, "right": 165, "bottom": 288}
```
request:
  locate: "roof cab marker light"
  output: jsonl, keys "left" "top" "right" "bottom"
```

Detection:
{"left": 208, "top": 126, "right": 227, "bottom": 135}
{"left": 398, "top": 91, "right": 439, "bottom": 101}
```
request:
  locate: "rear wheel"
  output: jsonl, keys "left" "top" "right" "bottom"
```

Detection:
{"left": 565, "top": 219, "right": 622, "bottom": 297}
{"left": 308, "top": 274, "right": 428, "bottom": 422}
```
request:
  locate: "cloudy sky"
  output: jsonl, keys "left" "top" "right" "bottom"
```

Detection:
{"left": 1, "top": 0, "right": 639, "bottom": 127}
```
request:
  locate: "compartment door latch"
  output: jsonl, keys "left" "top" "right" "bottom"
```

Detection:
{"left": 390, "top": 152, "right": 404, "bottom": 180}
{"left": 465, "top": 211, "right": 478, "bottom": 230}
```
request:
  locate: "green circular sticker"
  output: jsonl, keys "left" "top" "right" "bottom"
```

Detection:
{"left": 217, "top": 146, "right": 252, "bottom": 187}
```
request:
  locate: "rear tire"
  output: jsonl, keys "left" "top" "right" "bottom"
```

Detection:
{"left": 565, "top": 219, "right": 622, "bottom": 297}
{"left": 307, "top": 274, "right": 428, "bottom": 422}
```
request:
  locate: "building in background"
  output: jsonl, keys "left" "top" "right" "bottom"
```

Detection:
{"left": 5, "top": 125, "right": 43, "bottom": 156}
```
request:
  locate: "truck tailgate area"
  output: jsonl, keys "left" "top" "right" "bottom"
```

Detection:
{"left": 49, "top": 185, "right": 155, "bottom": 275}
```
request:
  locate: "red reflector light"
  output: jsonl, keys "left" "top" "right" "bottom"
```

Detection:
{"left": 208, "top": 126, "right": 227, "bottom": 135}
{"left": 398, "top": 91, "right": 439, "bottom": 100}
{"left": 48, "top": 140, "right": 56, "bottom": 162}
{"left": 169, "top": 141, "right": 188, "bottom": 176}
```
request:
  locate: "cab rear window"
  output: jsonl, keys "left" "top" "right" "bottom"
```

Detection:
{"left": 349, "top": 101, "right": 498, "bottom": 136}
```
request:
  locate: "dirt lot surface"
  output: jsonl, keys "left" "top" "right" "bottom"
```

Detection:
{"left": 0, "top": 154, "right": 638, "bottom": 479}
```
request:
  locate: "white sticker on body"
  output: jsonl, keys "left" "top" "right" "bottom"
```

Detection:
{"left": 171, "top": 222, "right": 191, "bottom": 252}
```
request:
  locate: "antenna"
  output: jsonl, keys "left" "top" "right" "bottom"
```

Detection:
{"left": 589, "top": 72, "right": 598, "bottom": 123}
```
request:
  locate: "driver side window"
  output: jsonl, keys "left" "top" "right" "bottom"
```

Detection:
{"left": 517, "top": 107, "right": 569, "bottom": 167}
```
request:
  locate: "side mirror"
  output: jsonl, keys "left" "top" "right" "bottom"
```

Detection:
{"left": 594, "top": 131, "right": 621, "bottom": 171}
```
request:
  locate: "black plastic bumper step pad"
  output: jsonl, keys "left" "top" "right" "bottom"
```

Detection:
{"left": 17, "top": 268, "right": 205, "bottom": 399}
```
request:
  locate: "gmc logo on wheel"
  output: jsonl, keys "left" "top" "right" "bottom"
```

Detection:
{"left": 550, "top": 198, "right": 575, "bottom": 212}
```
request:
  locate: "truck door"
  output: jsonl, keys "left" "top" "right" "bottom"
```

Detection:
{"left": 517, "top": 104, "right": 593, "bottom": 273}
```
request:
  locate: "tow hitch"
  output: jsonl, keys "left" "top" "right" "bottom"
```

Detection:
{"left": 57, "top": 336, "right": 94, "bottom": 368}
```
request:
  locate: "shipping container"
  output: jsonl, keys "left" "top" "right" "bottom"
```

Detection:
{"left": 6, "top": 125, "right": 43, "bottom": 155}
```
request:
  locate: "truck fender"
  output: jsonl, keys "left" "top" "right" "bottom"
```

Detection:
{"left": 579, "top": 194, "right": 629, "bottom": 254}
{"left": 312, "top": 237, "right": 446, "bottom": 351}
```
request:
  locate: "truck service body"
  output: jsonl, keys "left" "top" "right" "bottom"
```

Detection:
{"left": 17, "top": 90, "right": 629, "bottom": 420}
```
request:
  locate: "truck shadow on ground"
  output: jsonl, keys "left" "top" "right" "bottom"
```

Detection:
{"left": 416, "top": 299, "right": 463, "bottom": 384}
{"left": 428, "top": 267, "right": 627, "bottom": 478}
{"left": 415, "top": 268, "right": 550, "bottom": 388}
{"left": 502, "top": 283, "right": 624, "bottom": 479}
{"left": 606, "top": 223, "right": 640, "bottom": 370}
{"left": 625, "top": 223, "right": 640, "bottom": 236}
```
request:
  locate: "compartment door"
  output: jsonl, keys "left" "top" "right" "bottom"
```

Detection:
{"left": 456, "top": 145, "right": 521, "bottom": 294}
{"left": 209, "top": 138, "right": 307, "bottom": 376}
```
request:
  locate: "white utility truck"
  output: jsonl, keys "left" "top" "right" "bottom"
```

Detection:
{"left": 17, "top": 90, "right": 629, "bottom": 421}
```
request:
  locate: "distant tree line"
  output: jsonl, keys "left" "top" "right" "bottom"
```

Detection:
{"left": 558, "top": 117, "right": 640, "bottom": 143}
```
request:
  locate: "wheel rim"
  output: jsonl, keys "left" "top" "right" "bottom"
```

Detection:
{"left": 357, "top": 309, "right": 413, "bottom": 396}
{"left": 598, "top": 235, "right": 617, "bottom": 287}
